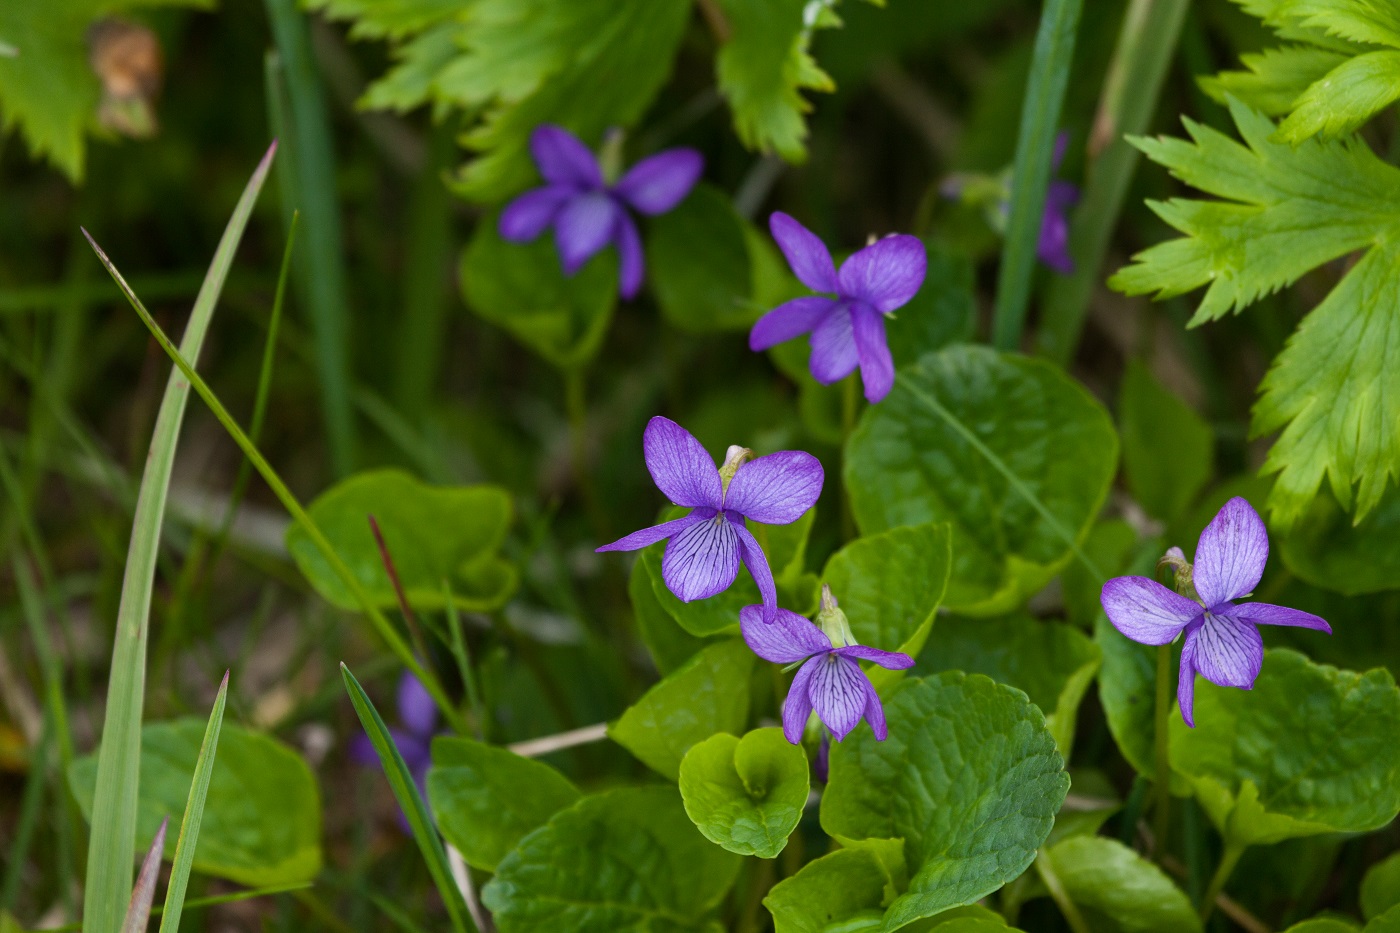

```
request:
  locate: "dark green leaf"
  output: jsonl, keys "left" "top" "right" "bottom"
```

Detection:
{"left": 1119, "top": 361, "right": 1212, "bottom": 523}
{"left": 629, "top": 556, "right": 716, "bottom": 674}
{"left": 1280, "top": 487, "right": 1400, "bottom": 595}
{"left": 679, "top": 728, "right": 808, "bottom": 859}
{"left": 1035, "top": 836, "right": 1201, "bottom": 933}
{"left": 1363, "top": 852, "right": 1400, "bottom": 921}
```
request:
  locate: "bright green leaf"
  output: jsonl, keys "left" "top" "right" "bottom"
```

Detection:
{"left": 1119, "top": 361, "right": 1212, "bottom": 524}
{"left": 69, "top": 720, "right": 321, "bottom": 887}
{"left": 1200, "top": 46, "right": 1347, "bottom": 115}
{"left": 1277, "top": 50, "right": 1400, "bottom": 142}
{"left": 1373, "top": 906, "right": 1400, "bottom": 933}
{"left": 1170, "top": 649, "right": 1400, "bottom": 846}
{"left": 1034, "top": 836, "right": 1201, "bottom": 933}
{"left": 609, "top": 639, "right": 755, "bottom": 779}
{"left": 481, "top": 786, "right": 742, "bottom": 933}
{"left": 1363, "top": 852, "right": 1400, "bottom": 921}
{"left": 845, "top": 345, "right": 1117, "bottom": 614}
{"left": 821, "top": 673, "right": 1068, "bottom": 930}
{"left": 427, "top": 735, "right": 582, "bottom": 872}
{"left": 286, "top": 468, "right": 516, "bottom": 613}
{"left": 679, "top": 728, "right": 808, "bottom": 859}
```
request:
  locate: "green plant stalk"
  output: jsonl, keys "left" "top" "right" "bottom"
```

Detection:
{"left": 443, "top": 580, "right": 486, "bottom": 741}
{"left": 992, "top": 0, "right": 1085, "bottom": 351}
{"left": 341, "top": 664, "right": 475, "bottom": 933}
{"left": 159, "top": 671, "right": 230, "bottom": 932}
{"left": 1200, "top": 840, "right": 1246, "bottom": 922}
{"left": 1033, "top": 851, "right": 1092, "bottom": 933}
{"left": 1036, "top": 0, "right": 1190, "bottom": 364}
{"left": 1152, "top": 642, "right": 1172, "bottom": 853}
{"left": 261, "top": 10, "right": 357, "bottom": 477}
{"left": 81, "top": 142, "right": 276, "bottom": 933}
{"left": 82, "top": 230, "right": 467, "bottom": 736}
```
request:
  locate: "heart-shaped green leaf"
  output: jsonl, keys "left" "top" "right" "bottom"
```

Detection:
{"left": 679, "top": 728, "right": 808, "bottom": 858}
{"left": 1032, "top": 837, "right": 1201, "bottom": 933}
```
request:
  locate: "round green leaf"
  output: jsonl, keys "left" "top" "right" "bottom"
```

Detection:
{"left": 1170, "top": 649, "right": 1400, "bottom": 846}
{"left": 460, "top": 211, "right": 617, "bottom": 368}
{"left": 679, "top": 728, "right": 808, "bottom": 858}
{"left": 844, "top": 345, "right": 1118, "bottom": 615}
{"left": 68, "top": 720, "right": 321, "bottom": 887}
{"left": 609, "top": 639, "right": 755, "bottom": 779}
{"left": 820, "top": 672, "right": 1069, "bottom": 930}
{"left": 1037, "top": 836, "right": 1201, "bottom": 933}
{"left": 481, "top": 786, "right": 742, "bottom": 933}
{"left": 286, "top": 468, "right": 516, "bottom": 613}
{"left": 427, "top": 736, "right": 581, "bottom": 872}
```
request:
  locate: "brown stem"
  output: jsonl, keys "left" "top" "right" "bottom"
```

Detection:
{"left": 368, "top": 514, "right": 430, "bottom": 665}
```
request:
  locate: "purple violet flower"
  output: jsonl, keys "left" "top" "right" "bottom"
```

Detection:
{"left": 748, "top": 212, "right": 927, "bottom": 404}
{"left": 1036, "top": 132, "right": 1079, "bottom": 275}
{"left": 350, "top": 670, "right": 437, "bottom": 829}
{"left": 499, "top": 124, "right": 703, "bottom": 299}
{"left": 596, "top": 416, "right": 823, "bottom": 623}
{"left": 1100, "top": 497, "right": 1331, "bottom": 727}
{"left": 741, "top": 586, "right": 913, "bottom": 743}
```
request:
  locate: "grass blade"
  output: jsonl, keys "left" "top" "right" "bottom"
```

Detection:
{"left": 158, "top": 671, "right": 230, "bottom": 933}
{"left": 81, "top": 142, "right": 277, "bottom": 933}
{"left": 340, "top": 664, "right": 474, "bottom": 933}
{"left": 120, "top": 817, "right": 168, "bottom": 933}
{"left": 991, "top": 0, "right": 1085, "bottom": 351}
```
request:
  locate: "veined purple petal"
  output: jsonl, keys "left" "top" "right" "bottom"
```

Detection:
{"left": 837, "top": 234, "right": 926, "bottom": 313}
{"left": 615, "top": 211, "right": 644, "bottom": 299}
{"left": 614, "top": 149, "right": 703, "bottom": 215}
{"left": 662, "top": 513, "right": 741, "bottom": 601}
{"left": 749, "top": 296, "right": 836, "bottom": 351}
{"left": 1101, "top": 576, "right": 1202, "bottom": 645}
{"left": 724, "top": 451, "right": 824, "bottom": 525}
{"left": 809, "top": 304, "right": 859, "bottom": 384}
{"left": 596, "top": 512, "right": 706, "bottom": 553}
{"left": 783, "top": 660, "right": 819, "bottom": 744}
{"left": 1178, "top": 631, "right": 1199, "bottom": 728}
{"left": 1193, "top": 612, "right": 1264, "bottom": 689}
{"left": 810, "top": 655, "right": 871, "bottom": 741}
{"left": 733, "top": 518, "right": 778, "bottom": 622}
{"left": 555, "top": 192, "right": 620, "bottom": 274}
{"left": 642, "top": 416, "right": 723, "bottom": 509}
{"left": 835, "top": 644, "right": 914, "bottom": 670}
{"left": 770, "top": 212, "right": 838, "bottom": 293}
{"left": 499, "top": 186, "right": 572, "bottom": 242}
{"left": 1223, "top": 601, "right": 1332, "bottom": 633}
{"left": 1194, "top": 497, "right": 1269, "bottom": 606}
{"left": 530, "top": 125, "right": 603, "bottom": 189}
{"left": 862, "top": 680, "right": 889, "bottom": 741}
{"left": 851, "top": 302, "right": 894, "bottom": 403}
{"left": 397, "top": 672, "right": 438, "bottom": 737}
{"left": 740, "top": 605, "right": 830, "bottom": 663}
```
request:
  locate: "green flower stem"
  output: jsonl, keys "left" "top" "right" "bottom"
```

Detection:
{"left": 992, "top": 0, "right": 1085, "bottom": 350}
{"left": 1033, "top": 850, "right": 1092, "bottom": 933}
{"left": 1200, "top": 840, "right": 1246, "bottom": 922}
{"left": 1152, "top": 642, "right": 1173, "bottom": 852}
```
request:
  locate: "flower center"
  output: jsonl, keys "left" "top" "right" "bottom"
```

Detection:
{"left": 718, "top": 444, "right": 754, "bottom": 498}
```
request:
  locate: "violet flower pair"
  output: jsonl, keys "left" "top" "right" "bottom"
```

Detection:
{"left": 597, "top": 417, "right": 911, "bottom": 744}
{"left": 1101, "top": 497, "right": 1331, "bottom": 726}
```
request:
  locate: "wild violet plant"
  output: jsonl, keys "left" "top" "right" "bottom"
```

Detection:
{"left": 19, "top": 1, "right": 1400, "bottom": 931}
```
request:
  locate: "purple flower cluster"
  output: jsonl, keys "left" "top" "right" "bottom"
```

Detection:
{"left": 1101, "top": 497, "right": 1331, "bottom": 726}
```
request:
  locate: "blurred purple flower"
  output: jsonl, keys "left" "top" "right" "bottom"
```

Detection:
{"left": 596, "top": 416, "right": 823, "bottom": 623}
{"left": 350, "top": 671, "right": 437, "bottom": 829}
{"left": 1100, "top": 497, "right": 1331, "bottom": 727}
{"left": 499, "top": 124, "right": 703, "bottom": 299}
{"left": 741, "top": 587, "right": 913, "bottom": 743}
{"left": 1037, "top": 132, "right": 1078, "bottom": 274}
{"left": 749, "top": 213, "right": 926, "bottom": 404}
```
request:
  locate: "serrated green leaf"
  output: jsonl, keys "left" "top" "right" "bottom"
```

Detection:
{"left": 358, "top": 22, "right": 463, "bottom": 113}
{"left": 609, "top": 639, "right": 755, "bottom": 779}
{"left": 1120, "top": 361, "right": 1213, "bottom": 524}
{"left": 1279, "top": 486, "right": 1400, "bottom": 595}
{"left": 918, "top": 614, "right": 1100, "bottom": 756}
{"left": 461, "top": 212, "right": 618, "bottom": 368}
{"left": 1033, "top": 837, "right": 1201, "bottom": 933}
{"left": 481, "top": 786, "right": 742, "bottom": 933}
{"left": 1170, "top": 649, "right": 1400, "bottom": 846}
{"left": 427, "top": 736, "right": 581, "bottom": 872}
{"left": 845, "top": 345, "right": 1117, "bottom": 614}
{"left": 679, "top": 728, "right": 808, "bottom": 859}
{"left": 286, "top": 468, "right": 516, "bottom": 613}
{"left": 1277, "top": 50, "right": 1400, "bottom": 142}
{"left": 1363, "top": 852, "right": 1400, "bottom": 921}
{"left": 1110, "top": 99, "right": 1400, "bottom": 527}
{"left": 69, "top": 720, "right": 322, "bottom": 887}
{"left": 1200, "top": 46, "right": 1347, "bottom": 114}
{"left": 1291, "top": 0, "right": 1400, "bottom": 47}
{"left": 820, "top": 672, "right": 1068, "bottom": 930}
{"left": 304, "top": 0, "right": 461, "bottom": 40}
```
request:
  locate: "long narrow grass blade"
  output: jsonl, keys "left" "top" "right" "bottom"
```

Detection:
{"left": 991, "top": 0, "right": 1085, "bottom": 351}
{"left": 158, "top": 671, "right": 230, "bottom": 933}
{"left": 81, "top": 142, "right": 277, "bottom": 933}
{"left": 120, "top": 818, "right": 168, "bottom": 933}
{"left": 87, "top": 231, "right": 466, "bottom": 735}
{"left": 340, "top": 664, "right": 474, "bottom": 933}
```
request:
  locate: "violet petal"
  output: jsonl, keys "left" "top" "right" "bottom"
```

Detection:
{"left": 614, "top": 148, "right": 703, "bottom": 215}
{"left": 740, "top": 605, "right": 831, "bottom": 663}
{"left": 770, "top": 212, "right": 839, "bottom": 293}
{"left": 862, "top": 679, "right": 889, "bottom": 741}
{"left": 851, "top": 302, "right": 894, "bottom": 403}
{"left": 1223, "top": 601, "right": 1332, "bottom": 633}
{"left": 749, "top": 296, "right": 837, "bottom": 351}
{"left": 615, "top": 211, "right": 644, "bottom": 299}
{"left": 835, "top": 644, "right": 914, "bottom": 670}
{"left": 661, "top": 513, "right": 741, "bottom": 601}
{"left": 808, "top": 303, "right": 859, "bottom": 384}
{"left": 397, "top": 672, "right": 438, "bottom": 737}
{"left": 642, "top": 416, "right": 724, "bottom": 509}
{"left": 1100, "top": 575, "right": 1202, "bottom": 646}
{"left": 837, "top": 234, "right": 927, "bottom": 313}
{"left": 782, "top": 659, "right": 818, "bottom": 744}
{"left": 723, "top": 450, "right": 824, "bottom": 525}
{"left": 499, "top": 185, "right": 572, "bottom": 242}
{"left": 554, "top": 192, "right": 620, "bottom": 275}
{"left": 595, "top": 511, "right": 706, "bottom": 553}
{"left": 732, "top": 517, "right": 778, "bottom": 622}
{"left": 810, "top": 655, "right": 870, "bottom": 741}
{"left": 530, "top": 125, "right": 603, "bottom": 189}
{"left": 1178, "top": 630, "right": 1200, "bottom": 728}
{"left": 1194, "top": 497, "right": 1269, "bottom": 606}
{"left": 1193, "top": 612, "right": 1264, "bottom": 689}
